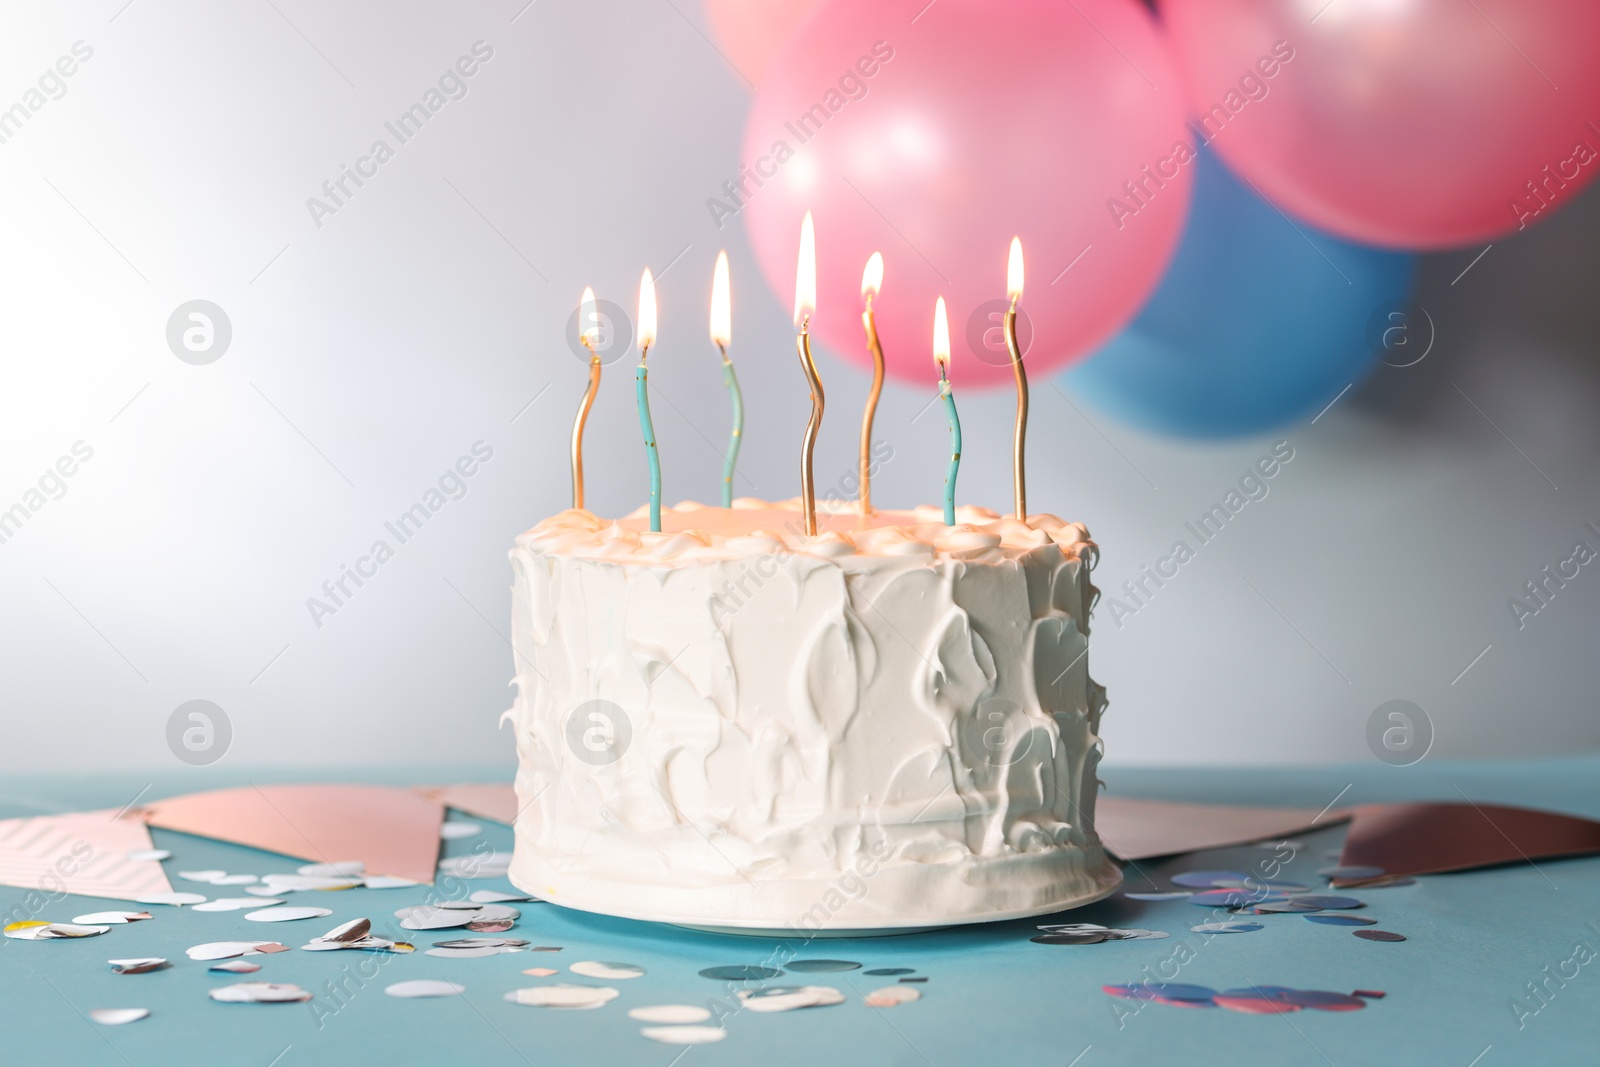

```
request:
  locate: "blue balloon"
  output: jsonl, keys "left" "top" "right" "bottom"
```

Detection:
{"left": 1064, "top": 147, "right": 1417, "bottom": 438}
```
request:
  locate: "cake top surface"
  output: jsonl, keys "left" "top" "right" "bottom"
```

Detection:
{"left": 515, "top": 498, "right": 1094, "bottom": 564}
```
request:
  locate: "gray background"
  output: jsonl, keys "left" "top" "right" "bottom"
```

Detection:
{"left": 1, "top": 0, "right": 1595, "bottom": 774}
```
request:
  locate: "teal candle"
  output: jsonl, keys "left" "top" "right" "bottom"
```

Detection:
{"left": 933, "top": 295, "right": 960, "bottom": 525}
{"left": 636, "top": 268, "right": 661, "bottom": 533}
{"left": 636, "top": 362, "right": 661, "bottom": 533}
{"left": 940, "top": 376, "right": 962, "bottom": 526}
{"left": 720, "top": 349, "right": 743, "bottom": 508}
{"left": 711, "top": 251, "right": 741, "bottom": 508}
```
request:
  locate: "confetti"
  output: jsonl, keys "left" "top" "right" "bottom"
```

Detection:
{"left": 5, "top": 922, "right": 110, "bottom": 940}
{"left": 1287, "top": 894, "right": 1365, "bottom": 910}
{"left": 185, "top": 941, "right": 287, "bottom": 961}
{"left": 640, "top": 1025, "right": 727, "bottom": 1045}
{"left": 73, "top": 911, "right": 153, "bottom": 924}
{"left": 88, "top": 1008, "right": 148, "bottom": 1025}
{"left": 1102, "top": 982, "right": 1216, "bottom": 1004}
{"left": 208, "top": 982, "right": 313, "bottom": 1004}
{"left": 321, "top": 918, "right": 371, "bottom": 943}
{"left": 784, "top": 959, "right": 861, "bottom": 973}
{"left": 433, "top": 938, "right": 529, "bottom": 950}
{"left": 1187, "top": 887, "right": 1283, "bottom": 908}
{"left": 177, "top": 870, "right": 227, "bottom": 883}
{"left": 107, "top": 958, "right": 168, "bottom": 975}
{"left": 738, "top": 986, "right": 845, "bottom": 1013}
{"left": 193, "top": 898, "right": 282, "bottom": 912}
{"left": 523, "top": 967, "right": 558, "bottom": 977}
{"left": 1282, "top": 990, "right": 1367, "bottom": 1011}
{"left": 1304, "top": 914, "right": 1378, "bottom": 927}
{"left": 863, "top": 967, "right": 915, "bottom": 976}
{"left": 424, "top": 946, "right": 502, "bottom": 959}
{"left": 385, "top": 980, "right": 466, "bottom": 999}
{"left": 135, "top": 892, "right": 206, "bottom": 907}
{"left": 699, "top": 965, "right": 783, "bottom": 981}
{"left": 1191, "top": 921, "right": 1263, "bottom": 934}
{"left": 1214, "top": 992, "right": 1301, "bottom": 1014}
{"left": 126, "top": 850, "right": 170, "bottom": 862}
{"left": 210, "top": 960, "right": 262, "bottom": 974}
{"left": 440, "top": 822, "right": 482, "bottom": 840}
{"left": 629, "top": 1005, "right": 711, "bottom": 1024}
{"left": 1170, "top": 870, "right": 1250, "bottom": 888}
{"left": 244, "top": 906, "right": 332, "bottom": 923}
{"left": 864, "top": 985, "right": 921, "bottom": 1007}
{"left": 643, "top": 1023, "right": 732, "bottom": 1043}
{"left": 1354, "top": 929, "right": 1407, "bottom": 942}
{"left": 570, "top": 961, "right": 645, "bottom": 980}
{"left": 1124, "top": 891, "right": 1193, "bottom": 901}
{"left": 504, "top": 984, "right": 620, "bottom": 1009}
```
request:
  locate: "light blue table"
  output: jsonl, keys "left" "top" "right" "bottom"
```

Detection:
{"left": 3, "top": 757, "right": 1597, "bottom": 1066}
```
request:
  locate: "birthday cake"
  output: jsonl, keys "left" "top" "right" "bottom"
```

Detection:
{"left": 504, "top": 497, "right": 1120, "bottom": 931}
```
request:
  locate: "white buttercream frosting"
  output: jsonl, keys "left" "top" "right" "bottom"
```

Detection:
{"left": 505, "top": 499, "right": 1119, "bottom": 929}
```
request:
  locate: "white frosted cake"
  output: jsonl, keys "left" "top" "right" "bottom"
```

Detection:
{"left": 504, "top": 498, "right": 1120, "bottom": 931}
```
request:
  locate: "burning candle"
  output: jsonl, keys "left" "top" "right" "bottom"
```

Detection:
{"left": 793, "top": 211, "right": 824, "bottom": 537}
{"left": 1004, "top": 237, "right": 1028, "bottom": 520}
{"left": 636, "top": 268, "right": 662, "bottom": 533}
{"left": 933, "top": 296, "right": 961, "bottom": 526}
{"left": 570, "top": 286, "right": 602, "bottom": 511}
{"left": 858, "top": 251, "right": 885, "bottom": 515}
{"left": 710, "top": 250, "right": 742, "bottom": 508}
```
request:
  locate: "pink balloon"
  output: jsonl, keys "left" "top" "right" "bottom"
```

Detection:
{"left": 737, "top": 0, "right": 1192, "bottom": 389}
{"left": 704, "top": 0, "right": 827, "bottom": 85}
{"left": 1161, "top": 0, "right": 1600, "bottom": 249}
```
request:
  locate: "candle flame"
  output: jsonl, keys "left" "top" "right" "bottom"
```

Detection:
{"left": 638, "top": 268, "right": 657, "bottom": 353}
{"left": 710, "top": 250, "right": 731, "bottom": 348}
{"left": 933, "top": 296, "right": 950, "bottom": 369}
{"left": 579, "top": 286, "right": 599, "bottom": 349}
{"left": 861, "top": 251, "right": 883, "bottom": 300}
{"left": 1007, "top": 236, "right": 1024, "bottom": 302}
{"left": 794, "top": 211, "right": 816, "bottom": 326}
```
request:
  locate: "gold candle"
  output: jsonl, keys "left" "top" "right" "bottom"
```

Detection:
{"left": 1004, "top": 236, "right": 1028, "bottom": 520}
{"left": 794, "top": 211, "right": 824, "bottom": 538}
{"left": 570, "top": 286, "right": 602, "bottom": 511}
{"left": 858, "top": 251, "right": 885, "bottom": 515}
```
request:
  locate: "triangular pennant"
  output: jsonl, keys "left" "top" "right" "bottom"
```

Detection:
{"left": 0, "top": 810, "right": 171, "bottom": 902}
{"left": 138, "top": 785, "right": 444, "bottom": 884}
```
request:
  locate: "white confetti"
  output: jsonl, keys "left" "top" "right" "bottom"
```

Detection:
{"left": 640, "top": 1025, "right": 727, "bottom": 1045}
{"left": 89, "top": 1008, "right": 149, "bottom": 1025}
{"left": 504, "top": 984, "right": 619, "bottom": 1009}
{"left": 244, "top": 906, "right": 333, "bottom": 923}
{"left": 208, "top": 982, "right": 312, "bottom": 1004}
{"left": 73, "top": 911, "right": 152, "bottom": 924}
{"left": 193, "top": 898, "right": 281, "bottom": 912}
{"left": 385, "top": 980, "right": 466, "bottom": 999}
{"left": 107, "top": 958, "right": 168, "bottom": 975}
{"left": 570, "top": 961, "right": 645, "bottom": 980}
{"left": 737, "top": 986, "right": 845, "bottom": 1013}
{"left": 629, "top": 1005, "right": 711, "bottom": 1024}
{"left": 864, "top": 985, "right": 921, "bottom": 1006}
{"left": 135, "top": 892, "right": 207, "bottom": 907}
